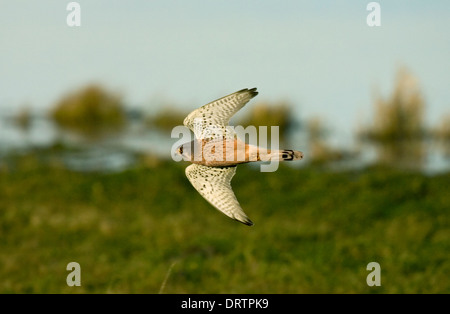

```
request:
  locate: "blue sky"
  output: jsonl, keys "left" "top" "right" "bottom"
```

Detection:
{"left": 1, "top": 0, "right": 449, "bottom": 136}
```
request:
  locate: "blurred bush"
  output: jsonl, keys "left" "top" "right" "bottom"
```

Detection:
{"left": 433, "top": 114, "right": 450, "bottom": 157}
{"left": 146, "top": 107, "right": 188, "bottom": 131}
{"left": 51, "top": 84, "right": 126, "bottom": 136}
{"left": 14, "top": 107, "right": 32, "bottom": 131}
{"left": 307, "top": 117, "right": 346, "bottom": 165}
{"left": 237, "top": 102, "right": 297, "bottom": 143}
{"left": 359, "top": 68, "right": 426, "bottom": 170}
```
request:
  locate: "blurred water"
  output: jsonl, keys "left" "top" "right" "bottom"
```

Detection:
{"left": 0, "top": 113, "right": 449, "bottom": 174}
{"left": 0, "top": 113, "right": 174, "bottom": 172}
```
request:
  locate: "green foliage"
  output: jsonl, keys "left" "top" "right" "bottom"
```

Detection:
{"left": 0, "top": 154, "right": 448, "bottom": 293}
{"left": 50, "top": 85, "right": 126, "bottom": 136}
{"left": 434, "top": 114, "right": 450, "bottom": 157}
{"left": 362, "top": 68, "right": 425, "bottom": 142}
{"left": 146, "top": 107, "right": 188, "bottom": 131}
{"left": 14, "top": 107, "right": 32, "bottom": 131}
{"left": 306, "top": 117, "right": 346, "bottom": 165}
{"left": 359, "top": 68, "right": 426, "bottom": 170}
{"left": 237, "top": 102, "right": 296, "bottom": 143}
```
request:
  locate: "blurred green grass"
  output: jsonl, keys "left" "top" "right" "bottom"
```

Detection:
{"left": 0, "top": 155, "right": 449, "bottom": 293}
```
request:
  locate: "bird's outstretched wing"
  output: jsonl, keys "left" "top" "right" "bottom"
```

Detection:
{"left": 185, "top": 164, "right": 253, "bottom": 226}
{"left": 183, "top": 88, "right": 258, "bottom": 140}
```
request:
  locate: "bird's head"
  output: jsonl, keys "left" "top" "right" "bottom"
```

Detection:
{"left": 175, "top": 141, "right": 196, "bottom": 161}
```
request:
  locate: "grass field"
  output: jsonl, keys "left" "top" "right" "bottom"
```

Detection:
{"left": 0, "top": 154, "right": 449, "bottom": 293}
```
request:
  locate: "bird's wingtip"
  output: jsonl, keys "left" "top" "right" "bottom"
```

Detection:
{"left": 237, "top": 87, "right": 258, "bottom": 95}
{"left": 246, "top": 87, "right": 258, "bottom": 98}
{"left": 238, "top": 217, "right": 254, "bottom": 226}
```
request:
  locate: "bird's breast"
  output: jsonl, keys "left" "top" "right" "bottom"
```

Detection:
{"left": 190, "top": 139, "right": 259, "bottom": 167}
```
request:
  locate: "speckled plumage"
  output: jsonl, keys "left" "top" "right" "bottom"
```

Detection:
{"left": 184, "top": 88, "right": 258, "bottom": 141}
{"left": 185, "top": 164, "right": 253, "bottom": 226}
{"left": 180, "top": 88, "right": 258, "bottom": 225}
{"left": 178, "top": 88, "right": 303, "bottom": 226}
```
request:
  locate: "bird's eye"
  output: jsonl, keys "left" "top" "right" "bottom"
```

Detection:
{"left": 179, "top": 146, "right": 183, "bottom": 154}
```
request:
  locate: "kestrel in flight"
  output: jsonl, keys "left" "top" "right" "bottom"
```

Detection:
{"left": 175, "top": 88, "right": 303, "bottom": 226}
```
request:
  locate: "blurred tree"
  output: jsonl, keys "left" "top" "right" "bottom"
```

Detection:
{"left": 146, "top": 107, "right": 188, "bottom": 132}
{"left": 237, "top": 102, "right": 297, "bottom": 145}
{"left": 307, "top": 117, "right": 346, "bottom": 166}
{"left": 434, "top": 114, "right": 450, "bottom": 158}
{"left": 359, "top": 68, "right": 426, "bottom": 170}
{"left": 14, "top": 107, "right": 32, "bottom": 131}
{"left": 51, "top": 84, "right": 126, "bottom": 137}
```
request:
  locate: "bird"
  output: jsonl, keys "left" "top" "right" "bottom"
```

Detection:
{"left": 175, "top": 88, "right": 303, "bottom": 226}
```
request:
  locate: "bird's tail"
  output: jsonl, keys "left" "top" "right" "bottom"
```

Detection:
{"left": 259, "top": 149, "right": 303, "bottom": 161}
